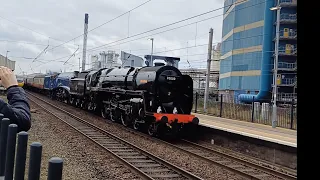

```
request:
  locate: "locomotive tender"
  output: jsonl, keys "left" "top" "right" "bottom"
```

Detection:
{"left": 24, "top": 64, "right": 199, "bottom": 136}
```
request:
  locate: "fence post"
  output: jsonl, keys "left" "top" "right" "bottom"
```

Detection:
{"left": 28, "top": 142, "right": 43, "bottom": 180}
{"left": 195, "top": 92, "right": 198, "bottom": 113}
{"left": 219, "top": 94, "right": 223, "bottom": 117}
{"left": 14, "top": 131, "right": 29, "bottom": 180}
{"left": 251, "top": 97, "right": 255, "bottom": 122}
{"left": 4, "top": 124, "right": 18, "bottom": 180}
{"left": 47, "top": 157, "right": 64, "bottom": 180}
{"left": 290, "top": 98, "right": 294, "bottom": 129}
{"left": 0, "top": 118, "right": 10, "bottom": 176}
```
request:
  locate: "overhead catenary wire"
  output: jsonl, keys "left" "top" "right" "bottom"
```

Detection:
{"left": 0, "top": 15, "right": 76, "bottom": 46}
{"left": 20, "top": 26, "right": 292, "bottom": 69}
{"left": 33, "top": 0, "right": 252, "bottom": 63}
{"left": 64, "top": 46, "right": 80, "bottom": 65}
{"left": 82, "top": 0, "right": 254, "bottom": 53}
{"left": 32, "top": 45, "right": 49, "bottom": 62}
{"left": 8, "top": 0, "right": 263, "bottom": 63}
{"left": 45, "top": 0, "right": 152, "bottom": 52}
{"left": 34, "top": 30, "right": 292, "bottom": 68}
{"left": 34, "top": 0, "right": 268, "bottom": 67}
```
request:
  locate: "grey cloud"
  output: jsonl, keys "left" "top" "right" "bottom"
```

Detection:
{"left": 0, "top": 0, "right": 223, "bottom": 74}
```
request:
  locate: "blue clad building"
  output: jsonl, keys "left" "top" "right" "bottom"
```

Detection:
{"left": 218, "top": 0, "right": 297, "bottom": 103}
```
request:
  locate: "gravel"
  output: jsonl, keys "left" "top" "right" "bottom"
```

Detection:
{"left": 29, "top": 93, "right": 247, "bottom": 180}
{"left": 26, "top": 101, "right": 142, "bottom": 180}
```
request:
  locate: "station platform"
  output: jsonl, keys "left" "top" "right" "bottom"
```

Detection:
{"left": 193, "top": 113, "right": 297, "bottom": 148}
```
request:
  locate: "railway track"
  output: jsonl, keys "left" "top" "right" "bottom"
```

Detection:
{"left": 169, "top": 139, "right": 297, "bottom": 180}
{"left": 27, "top": 93, "right": 203, "bottom": 180}
{"left": 27, "top": 91, "right": 297, "bottom": 180}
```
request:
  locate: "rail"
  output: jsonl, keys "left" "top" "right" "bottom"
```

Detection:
{"left": 278, "top": 62, "right": 296, "bottom": 70}
{"left": 27, "top": 91, "right": 297, "bottom": 180}
{"left": 27, "top": 92, "right": 203, "bottom": 180}
{"left": 280, "top": 13, "right": 297, "bottom": 22}
{"left": 176, "top": 139, "right": 297, "bottom": 180}
{"left": 279, "top": 0, "right": 297, "bottom": 6}
{"left": 279, "top": 29, "right": 297, "bottom": 39}
{"left": 280, "top": 78, "right": 296, "bottom": 86}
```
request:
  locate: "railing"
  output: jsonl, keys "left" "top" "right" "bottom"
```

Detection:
{"left": 193, "top": 93, "right": 297, "bottom": 130}
{"left": 279, "top": 0, "right": 297, "bottom": 5}
{"left": 280, "top": 0, "right": 297, "bottom": 4}
{"left": 277, "top": 93, "right": 297, "bottom": 102}
{"left": 281, "top": 78, "right": 296, "bottom": 85}
{"left": 280, "top": 13, "right": 297, "bottom": 22}
{"left": 278, "top": 46, "right": 297, "bottom": 55}
{"left": 278, "top": 62, "right": 296, "bottom": 70}
{"left": 279, "top": 29, "right": 297, "bottom": 39}
{"left": 0, "top": 116, "right": 64, "bottom": 180}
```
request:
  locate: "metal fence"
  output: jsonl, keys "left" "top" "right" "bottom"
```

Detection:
{"left": 0, "top": 115, "right": 64, "bottom": 180}
{"left": 193, "top": 93, "right": 297, "bottom": 130}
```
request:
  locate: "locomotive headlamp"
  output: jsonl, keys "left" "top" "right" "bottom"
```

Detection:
{"left": 173, "top": 107, "right": 178, "bottom": 114}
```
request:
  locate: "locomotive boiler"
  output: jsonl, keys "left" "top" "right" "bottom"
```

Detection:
{"left": 68, "top": 65, "right": 199, "bottom": 136}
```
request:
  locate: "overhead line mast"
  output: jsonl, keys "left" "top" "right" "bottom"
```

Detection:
{"left": 82, "top": 13, "right": 89, "bottom": 71}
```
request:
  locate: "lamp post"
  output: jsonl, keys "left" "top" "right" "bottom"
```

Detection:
{"left": 270, "top": 0, "right": 281, "bottom": 128}
{"left": 5, "top": 51, "right": 10, "bottom": 67}
{"left": 148, "top": 38, "right": 154, "bottom": 66}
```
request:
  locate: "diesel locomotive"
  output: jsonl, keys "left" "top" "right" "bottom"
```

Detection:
{"left": 24, "top": 63, "right": 199, "bottom": 136}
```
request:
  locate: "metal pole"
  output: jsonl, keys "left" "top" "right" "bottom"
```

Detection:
{"left": 290, "top": 98, "right": 294, "bottom": 129}
{"left": 195, "top": 92, "right": 198, "bottom": 113}
{"left": 5, "top": 51, "right": 9, "bottom": 67}
{"left": 251, "top": 96, "right": 255, "bottom": 123}
{"left": 150, "top": 38, "right": 154, "bottom": 66}
{"left": 82, "top": 13, "right": 89, "bottom": 71}
{"left": 272, "top": 1, "right": 281, "bottom": 128}
{"left": 204, "top": 28, "right": 213, "bottom": 113}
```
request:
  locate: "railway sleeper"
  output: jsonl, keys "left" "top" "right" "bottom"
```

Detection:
{"left": 150, "top": 174, "right": 181, "bottom": 178}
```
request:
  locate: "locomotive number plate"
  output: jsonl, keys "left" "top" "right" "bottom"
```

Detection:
{"left": 166, "top": 76, "right": 176, "bottom": 80}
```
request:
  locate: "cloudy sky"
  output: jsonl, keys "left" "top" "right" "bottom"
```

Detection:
{"left": 0, "top": 0, "right": 224, "bottom": 75}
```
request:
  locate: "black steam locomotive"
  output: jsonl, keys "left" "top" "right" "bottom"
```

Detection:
{"left": 66, "top": 65, "right": 199, "bottom": 136}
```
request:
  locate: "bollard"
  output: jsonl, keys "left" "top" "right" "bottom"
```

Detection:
{"left": 14, "top": 131, "right": 29, "bottom": 180}
{"left": 0, "top": 118, "right": 10, "bottom": 176}
{"left": 4, "top": 124, "right": 18, "bottom": 180}
{"left": 47, "top": 157, "right": 64, "bottom": 180}
{"left": 28, "top": 142, "right": 42, "bottom": 180}
{"left": 0, "top": 114, "right": 4, "bottom": 130}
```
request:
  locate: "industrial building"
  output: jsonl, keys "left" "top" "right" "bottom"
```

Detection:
{"left": 219, "top": 0, "right": 297, "bottom": 104}
{"left": 180, "top": 43, "right": 221, "bottom": 93}
{"left": 120, "top": 51, "right": 144, "bottom": 67}
{"left": 90, "top": 50, "right": 121, "bottom": 69}
{"left": 0, "top": 54, "right": 16, "bottom": 70}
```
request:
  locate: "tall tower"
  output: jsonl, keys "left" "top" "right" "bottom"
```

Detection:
{"left": 82, "top": 13, "right": 89, "bottom": 71}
